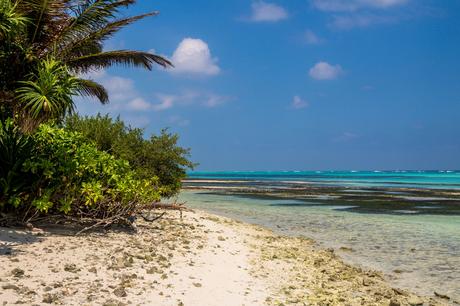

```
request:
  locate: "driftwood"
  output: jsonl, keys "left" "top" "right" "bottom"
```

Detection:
{"left": 74, "top": 200, "right": 188, "bottom": 235}
{"left": 150, "top": 201, "right": 188, "bottom": 210}
{"left": 140, "top": 211, "right": 166, "bottom": 222}
{"left": 1, "top": 199, "right": 188, "bottom": 235}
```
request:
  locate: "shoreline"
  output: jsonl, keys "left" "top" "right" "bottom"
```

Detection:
{"left": 0, "top": 209, "right": 454, "bottom": 305}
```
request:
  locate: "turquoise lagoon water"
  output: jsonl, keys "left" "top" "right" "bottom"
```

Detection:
{"left": 181, "top": 171, "right": 460, "bottom": 301}
{"left": 187, "top": 170, "right": 460, "bottom": 189}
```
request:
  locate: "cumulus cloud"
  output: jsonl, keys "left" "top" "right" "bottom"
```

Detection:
{"left": 149, "top": 92, "right": 231, "bottom": 111}
{"left": 309, "top": 61, "right": 343, "bottom": 80}
{"left": 312, "top": 0, "right": 408, "bottom": 12}
{"left": 170, "top": 38, "right": 220, "bottom": 76}
{"left": 79, "top": 68, "right": 229, "bottom": 117}
{"left": 304, "top": 29, "right": 323, "bottom": 45}
{"left": 152, "top": 94, "right": 175, "bottom": 111}
{"left": 101, "top": 76, "right": 136, "bottom": 102}
{"left": 249, "top": 1, "right": 288, "bottom": 22}
{"left": 82, "top": 70, "right": 140, "bottom": 109}
{"left": 291, "top": 96, "right": 309, "bottom": 109}
{"left": 127, "top": 98, "right": 152, "bottom": 111}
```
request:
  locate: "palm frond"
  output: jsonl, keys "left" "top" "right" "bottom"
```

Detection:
{"left": 75, "top": 78, "right": 108, "bottom": 104}
{"left": 54, "top": 0, "right": 137, "bottom": 49}
{"left": 0, "top": 0, "right": 29, "bottom": 39}
{"left": 67, "top": 50, "right": 172, "bottom": 73}
{"left": 16, "top": 0, "right": 70, "bottom": 46}
{"left": 57, "top": 11, "right": 158, "bottom": 58}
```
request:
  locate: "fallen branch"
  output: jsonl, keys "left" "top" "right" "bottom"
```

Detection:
{"left": 140, "top": 211, "right": 166, "bottom": 222}
{"left": 151, "top": 201, "right": 187, "bottom": 210}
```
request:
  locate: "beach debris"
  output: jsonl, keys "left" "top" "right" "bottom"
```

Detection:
{"left": 42, "top": 293, "right": 60, "bottom": 304}
{"left": 392, "top": 288, "right": 406, "bottom": 295}
{"left": 11, "top": 268, "right": 25, "bottom": 278}
{"left": 389, "top": 299, "right": 401, "bottom": 306}
{"left": 102, "top": 299, "right": 127, "bottom": 306}
{"left": 434, "top": 291, "right": 450, "bottom": 300}
{"left": 407, "top": 296, "right": 424, "bottom": 305}
{"left": 113, "top": 287, "right": 127, "bottom": 297}
{"left": 87, "top": 294, "right": 97, "bottom": 302}
{"left": 64, "top": 263, "right": 80, "bottom": 273}
{"left": 88, "top": 267, "right": 97, "bottom": 274}
{"left": 2, "top": 283, "right": 20, "bottom": 291}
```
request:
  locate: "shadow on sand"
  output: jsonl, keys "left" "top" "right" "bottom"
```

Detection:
{"left": 0, "top": 227, "right": 44, "bottom": 256}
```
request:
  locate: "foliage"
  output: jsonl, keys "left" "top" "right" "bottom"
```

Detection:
{"left": 65, "top": 114, "right": 196, "bottom": 197}
{"left": 15, "top": 58, "right": 82, "bottom": 131}
{"left": 0, "top": 0, "right": 189, "bottom": 225}
{"left": 0, "top": 0, "right": 171, "bottom": 129}
{"left": 0, "top": 0, "right": 28, "bottom": 40}
{"left": 0, "top": 120, "right": 163, "bottom": 221}
{"left": 0, "top": 119, "right": 35, "bottom": 207}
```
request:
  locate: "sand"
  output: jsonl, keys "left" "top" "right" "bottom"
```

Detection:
{"left": 0, "top": 210, "right": 455, "bottom": 306}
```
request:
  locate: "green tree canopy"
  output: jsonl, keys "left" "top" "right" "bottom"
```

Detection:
{"left": 65, "top": 114, "right": 196, "bottom": 197}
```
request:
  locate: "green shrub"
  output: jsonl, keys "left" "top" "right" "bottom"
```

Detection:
{"left": 65, "top": 114, "right": 196, "bottom": 197}
{"left": 0, "top": 119, "right": 35, "bottom": 208}
{"left": 0, "top": 121, "right": 163, "bottom": 221}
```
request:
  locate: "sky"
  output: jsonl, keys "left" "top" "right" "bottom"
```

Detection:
{"left": 76, "top": 0, "right": 460, "bottom": 171}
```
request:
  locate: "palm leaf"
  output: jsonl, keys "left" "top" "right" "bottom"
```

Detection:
{"left": 55, "top": 0, "right": 137, "bottom": 48}
{"left": 57, "top": 11, "right": 158, "bottom": 58}
{"left": 75, "top": 78, "right": 108, "bottom": 104}
{"left": 67, "top": 50, "right": 172, "bottom": 73}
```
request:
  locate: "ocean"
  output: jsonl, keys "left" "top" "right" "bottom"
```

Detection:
{"left": 180, "top": 171, "right": 460, "bottom": 300}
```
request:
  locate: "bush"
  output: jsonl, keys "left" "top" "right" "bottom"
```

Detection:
{"left": 64, "top": 114, "right": 196, "bottom": 197}
{"left": 0, "top": 120, "right": 163, "bottom": 222}
{"left": 0, "top": 119, "right": 35, "bottom": 207}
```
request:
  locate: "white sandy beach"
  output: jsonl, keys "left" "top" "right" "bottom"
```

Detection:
{"left": 0, "top": 209, "right": 453, "bottom": 306}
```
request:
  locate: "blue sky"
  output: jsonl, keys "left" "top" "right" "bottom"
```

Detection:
{"left": 76, "top": 0, "right": 460, "bottom": 171}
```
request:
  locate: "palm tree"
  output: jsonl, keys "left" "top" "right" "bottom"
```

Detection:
{"left": 0, "top": 0, "right": 172, "bottom": 130}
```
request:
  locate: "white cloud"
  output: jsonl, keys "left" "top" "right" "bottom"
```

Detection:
{"left": 330, "top": 13, "right": 395, "bottom": 29}
{"left": 334, "top": 132, "right": 359, "bottom": 142}
{"left": 309, "top": 61, "right": 343, "bottom": 80}
{"left": 312, "top": 0, "right": 408, "bottom": 12}
{"left": 249, "top": 1, "right": 288, "bottom": 22}
{"left": 101, "top": 76, "right": 136, "bottom": 102}
{"left": 83, "top": 70, "right": 136, "bottom": 103}
{"left": 304, "top": 29, "right": 323, "bottom": 45}
{"left": 127, "top": 98, "right": 152, "bottom": 111}
{"left": 170, "top": 38, "right": 220, "bottom": 76}
{"left": 203, "top": 94, "right": 231, "bottom": 108}
{"left": 152, "top": 94, "right": 175, "bottom": 111}
{"left": 79, "top": 69, "right": 229, "bottom": 115}
{"left": 291, "top": 95, "right": 309, "bottom": 109}
{"left": 150, "top": 92, "right": 231, "bottom": 111}
{"left": 311, "top": 0, "right": 410, "bottom": 30}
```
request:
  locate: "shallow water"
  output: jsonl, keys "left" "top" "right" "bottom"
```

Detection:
{"left": 179, "top": 189, "right": 460, "bottom": 300}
